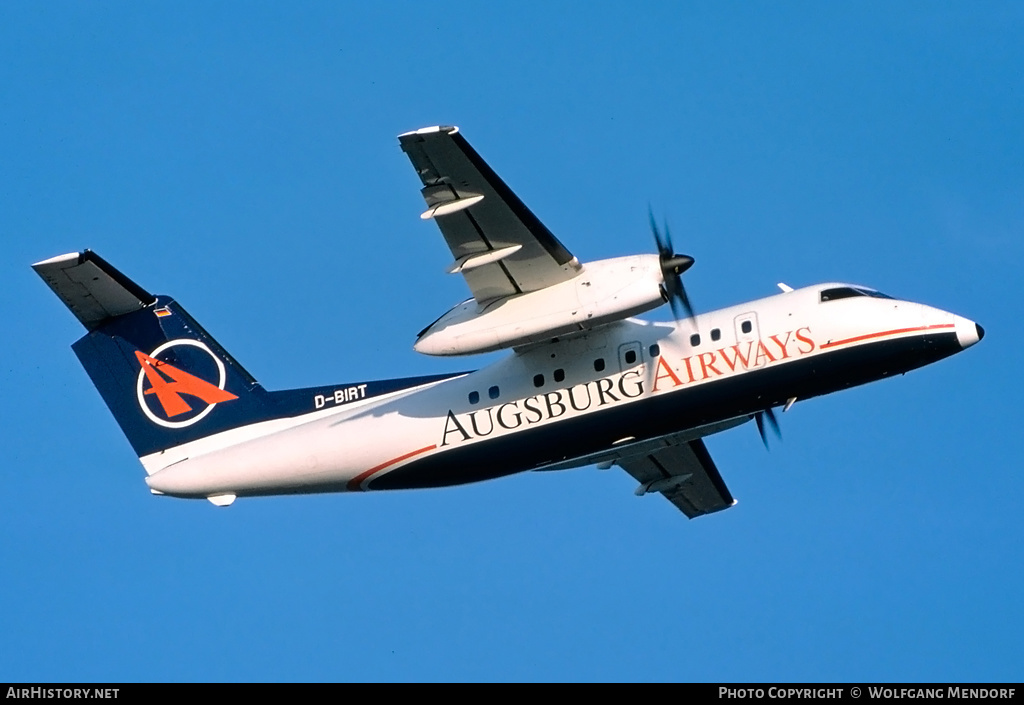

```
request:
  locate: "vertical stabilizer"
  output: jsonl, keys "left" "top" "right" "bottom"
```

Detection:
{"left": 34, "top": 251, "right": 467, "bottom": 470}
{"left": 34, "top": 252, "right": 272, "bottom": 458}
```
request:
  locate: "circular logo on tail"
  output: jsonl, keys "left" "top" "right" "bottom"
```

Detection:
{"left": 135, "top": 339, "right": 238, "bottom": 428}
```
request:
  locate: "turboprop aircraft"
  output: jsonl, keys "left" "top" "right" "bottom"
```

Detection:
{"left": 33, "top": 125, "right": 984, "bottom": 517}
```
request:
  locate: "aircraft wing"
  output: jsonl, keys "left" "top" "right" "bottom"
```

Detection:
{"left": 399, "top": 126, "right": 581, "bottom": 304}
{"left": 616, "top": 438, "right": 736, "bottom": 519}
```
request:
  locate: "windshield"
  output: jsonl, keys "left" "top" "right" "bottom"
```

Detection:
{"left": 820, "top": 287, "right": 894, "bottom": 302}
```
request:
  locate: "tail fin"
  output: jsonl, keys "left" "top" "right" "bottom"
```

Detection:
{"left": 34, "top": 251, "right": 274, "bottom": 459}
{"left": 35, "top": 251, "right": 467, "bottom": 474}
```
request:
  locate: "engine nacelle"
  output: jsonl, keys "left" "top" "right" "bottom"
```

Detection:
{"left": 414, "top": 255, "right": 665, "bottom": 356}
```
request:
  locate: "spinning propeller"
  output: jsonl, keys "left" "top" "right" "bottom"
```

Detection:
{"left": 649, "top": 209, "right": 695, "bottom": 322}
{"left": 754, "top": 407, "right": 782, "bottom": 450}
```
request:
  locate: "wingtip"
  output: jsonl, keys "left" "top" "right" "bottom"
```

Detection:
{"left": 31, "top": 251, "right": 82, "bottom": 270}
{"left": 398, "top": 125, "right": 459, "bottom": 139}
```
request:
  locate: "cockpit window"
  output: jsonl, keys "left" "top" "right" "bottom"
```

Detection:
{"left": 820, "top": 287, "right": 895, "bottom": 302}
{"left": 820, "top": 287, "right": 865, "bottom": 302}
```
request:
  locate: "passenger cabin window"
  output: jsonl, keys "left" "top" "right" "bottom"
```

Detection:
{"left": 533, "top": 374, "right": 544, "bottom": 388}
{"left": 594, "top": 358, "right": 606, "bottom": 372}
{"left": 711, "top": 328, "right": 721, "bottom": 342}
{"left": 690, "top": 334, "right": 700, "bottom": 347}
{"left": 468, "top": 391, "right": 479, "bottom": 405}
{"left": 649, "top": 344, "right": 660, "bottom": 357}
{"left": 741, "top": 321, "right": 753, "bottom": 334}
{"left": 554, "top": 368, "right": 565, "bottom": 383}
{"left": 488, "top": 385, "right": 500, "bottom": 400}
{"left": 624, "top": 350, "right": 637, "bottom": 365}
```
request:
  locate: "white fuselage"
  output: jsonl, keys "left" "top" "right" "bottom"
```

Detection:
{"left": 144, "top": 284, "right": 981, "bottom": 499}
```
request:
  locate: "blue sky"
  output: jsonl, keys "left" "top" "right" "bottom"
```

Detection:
{"left": 2, "top": 3, "right": 1021, "bottom": 682}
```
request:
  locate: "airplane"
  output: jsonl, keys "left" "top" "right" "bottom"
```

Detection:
{"left": 33, "top": 125, "right": 985, "bottom": 518}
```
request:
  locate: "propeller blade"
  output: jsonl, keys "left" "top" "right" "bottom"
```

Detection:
{"left": 667, "top": 290, "right": 682, "bottom": 320}
{"left": 674, "top": 281, "right": 695, "bottom": 321}
{"left": 755, "top": 408, "right": 783, "bottom": 450}
{"left": 649, "top": 207, "right": 672, "bottom": 255}
{"left": 663, "top": 283, "right": 691, "bottom": 322}
{"left": 765, "top": 407, "right": 781, "bottom": 438}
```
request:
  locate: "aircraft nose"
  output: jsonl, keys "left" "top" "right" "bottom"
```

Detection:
{"left": 954, "top": 316, "right": 984, "bottom": 349}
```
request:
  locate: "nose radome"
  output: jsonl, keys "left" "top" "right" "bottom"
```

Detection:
{"left": 954, "top": 316, "right": 983, "bottom": 349}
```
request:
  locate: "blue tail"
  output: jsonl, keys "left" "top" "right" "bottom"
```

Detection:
{"left": 34, "top": 251, "right": 460, "bottom": 460}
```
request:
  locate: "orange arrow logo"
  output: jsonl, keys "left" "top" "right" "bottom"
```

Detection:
{"left": 135, "top": 350, "right": 238, "bottom": 417}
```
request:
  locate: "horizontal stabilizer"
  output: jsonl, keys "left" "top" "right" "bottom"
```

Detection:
{"left": 33, "top": 251, "right": 155, "bottom": 330}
